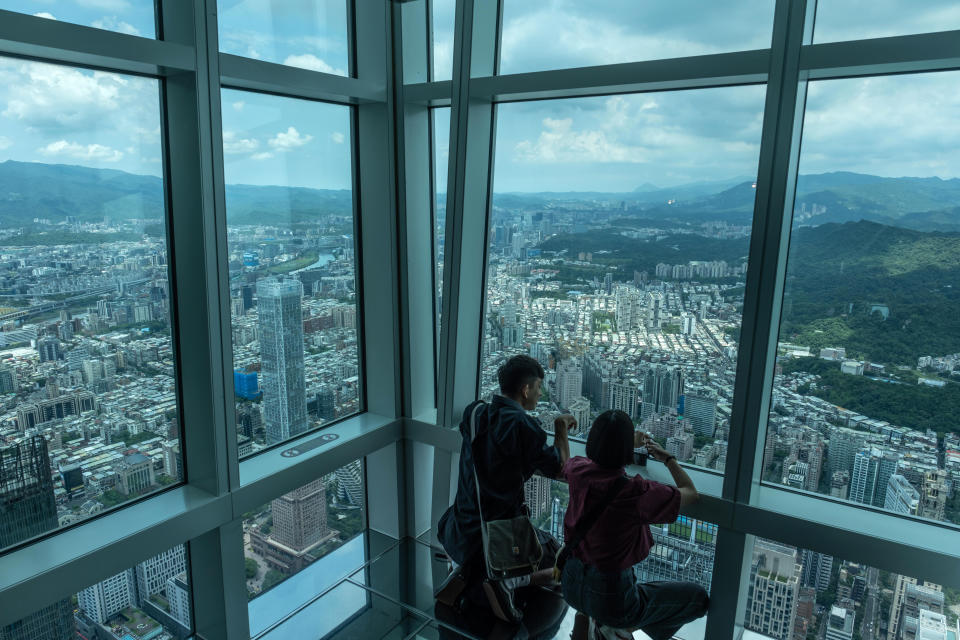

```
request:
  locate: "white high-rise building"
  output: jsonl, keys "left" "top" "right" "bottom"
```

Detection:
{"left": 257, "top": 277, "right": 308, "bottom": 445}
{"left": 916, "top": 610, "right": 948, "bottom": 640}
{"left": 555, "top": 359, "right": 583, "bottom": 411}
{"left": 166, "top": 573, "right": 191, "bottom": 629}
{"left": 135, "top": 545, "right": 187, "bottom": 603}
{"left": 77, "top": 568, "right": 137, "bottom": 624}
{"left": 567, "top": 396, "right": 592, "bottom": 436}
{"left": 825, "top": 606, "right": 856, "bottom": 640}
{"left": 885, "top": 474, "right": 920, "bottom": 515}
{"left": 523, "top": 475, "right": 552, "bottom": 520}
{"left": 746, "top": 540, "right": 800, "bottom": 640}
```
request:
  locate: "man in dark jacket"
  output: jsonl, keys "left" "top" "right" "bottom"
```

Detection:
{"left": 437, "top": 354, "right": 574, "bottom": 623}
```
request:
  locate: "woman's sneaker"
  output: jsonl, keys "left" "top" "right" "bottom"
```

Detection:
{"left": 482, "top": 579, "right": 522, "bottom": 623}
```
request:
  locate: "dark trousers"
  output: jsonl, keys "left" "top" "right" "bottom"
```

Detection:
{"left": 561, "top": 555, "right": 708, "bottom": 640}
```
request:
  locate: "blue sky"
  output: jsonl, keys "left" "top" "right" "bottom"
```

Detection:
{"left": 0, "top": 1, "right": 958, "bottom": 192}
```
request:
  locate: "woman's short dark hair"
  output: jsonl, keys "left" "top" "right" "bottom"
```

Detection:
{"left": 586, "top": 410, "right": 634, "bottom": 469}
{"left": 498, "top": 355, "right": 545, "bottom": 396}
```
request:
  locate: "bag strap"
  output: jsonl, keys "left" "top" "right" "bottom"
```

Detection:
{"left": 468, "top": 401, "right": 488, "bottom": 528}
{"left": 556, "top": 475, "right": 629, "bottom": 567}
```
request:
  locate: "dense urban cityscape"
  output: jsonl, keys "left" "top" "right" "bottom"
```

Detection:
{"left": 1, "top": 156, "right": 959, "bottom": 640}
{"left": 0, "top": 160, "right": 362, "bottom": 639}
{"left": 477, "top": 179, "right": 960, "bottom": 640}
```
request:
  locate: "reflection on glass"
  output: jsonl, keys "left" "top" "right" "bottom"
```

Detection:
{"left": 0, "top": 59, "right": 178, "bottom": 552}
{"left": 243, "top": 462, "right": 366, "bottom": 635}
{"left": 498, "top": 0, "right": 775, "bottom": 75}
{"left": 765, "top": 71, "right": 960, "bottom": 526}
{"left": 432, "top": 107, "right": 449, "bottom": 358}
{"left": 3, "top": 543, "right": 191, "bottom": 639}
{"left": 813, "top": 0, "right": 960, "bottom": 43}
{"left": 217, "top": 0, "right": 349, "bottom": 76}
{"left": 746, "top": 537, "right": 959, "bottom": 640}
{"left": 0, "top": 0, "right": 155, "bottom": 37}
{"left": 220, "top": 89, "right": 359, "bottom": 457}
{"left": 431, "top": 0, "right": 455, "bottom": 81}
{"left": 484, "top": 88, "right": 766, "bottom": 475}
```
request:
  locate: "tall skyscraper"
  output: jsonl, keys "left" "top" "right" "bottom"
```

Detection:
{"left": 554, "top": 359, "right": 583, "bottom": 411}
{"left": 0, "top": 437, "right": 75, "bottom": 639}
{"left": 746, "top": 540, "right": 800, "bottom": 640}
{"left": 77, "top": 569, "right": 138, "bottom": 624}
{"left": 335, "top": 460, "right": 365, "bottom": 508}
{"left": 850, "top": 447, "right": 897, "bottom": 507}
{"left": 135, "top": 545, "right": 187, "bottom": 604}
{"left": 829, "top": 428, "right": 869, "bottom": 478}
{"left": 684, "top": 388, "right": 718, "bottom": 437}
{"left": 885, "top": 474, "right": 920, "bottom": 515}
{"left": 257, "top": 277, "right": 308, "bottom": 444}
{"left": 640, "top": 364, "right": 683, "bottom": 420}
{"left": 272, "top": 479, "right": 329, "bottom": 553}
{"left": 920, "top": 470, "right": 948, "bottom": 521}
{"left": 608, "top": 379, "right": 640, "bottom": 420}
{"left": 801, "top": 549, "right": 834, "bottom": 593}
{"left": 523, "top": 475, "right": 552, "bottom": 520}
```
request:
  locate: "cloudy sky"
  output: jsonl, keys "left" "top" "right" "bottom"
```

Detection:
{"left": 0, "top": 0, "right": 958, "bottom": 193}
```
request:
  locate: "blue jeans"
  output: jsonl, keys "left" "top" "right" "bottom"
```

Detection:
{"left": 561, "top": 555, "right": 709, "bottom": 640}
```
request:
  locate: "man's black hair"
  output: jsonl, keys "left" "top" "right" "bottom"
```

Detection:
{"left": 586, "top": 410, "right": 634, "bottom": 469}
{"left": 497, "top": 354, "right": 545, "bottom": 397}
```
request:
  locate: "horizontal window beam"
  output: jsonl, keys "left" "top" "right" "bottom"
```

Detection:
{"left": 0, "top": 9, "right": 195, "bottom": 75}
{"left": 403, "top": 80, "right": 453, "bottom": 105}
{"left": 233, "top": 413, "right": 401, "bottom": 514}
{"left": 0, "top": 486, "right": 230, "bottom": 628}
{"left": 220, "top": 53, "right": 386, "bottom": 104}
{"left": 471, "top": 49, "right": 771, "bottom": 102}
{"left": 801, "top": 29, "right": 960, "bottom": 79}
{"left": 736, "top": 493, "right": 960, "bottom": 589}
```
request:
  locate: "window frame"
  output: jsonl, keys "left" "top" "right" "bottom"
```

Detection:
{"left": 1, "top": 1, "right": 959, "bottom": 639}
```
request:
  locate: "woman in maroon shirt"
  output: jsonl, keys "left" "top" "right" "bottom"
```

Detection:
{"left": 560, "top": 410, "right": 708, "bottom": 640}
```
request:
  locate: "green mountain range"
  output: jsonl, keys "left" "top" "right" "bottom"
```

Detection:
{"left": 542, "top": 220, "right": 960, "bottom": 366}
{"left": 0, "top": 160, "right": 352, "bottom": 227}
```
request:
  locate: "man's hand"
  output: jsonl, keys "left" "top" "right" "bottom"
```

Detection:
{"left": 554, "top": 414, "right": 576, "bottom": 433}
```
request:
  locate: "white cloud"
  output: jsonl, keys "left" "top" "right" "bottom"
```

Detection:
{"left": 251, "top": 152, "right": 274, "bottom": 161}
{"left": 331, "top": 132, "right": 345, "bottom": 144}
{"left": 1, "top": 60, "right": 126, "bottom": 130}
{"left": 77, "top": 0, "right": 131, "bottom": 10}
{"left": 91, "top": 16, "right": 141, "bottom": 36}
{"left": 38, "top": 140, "right": 123, "bottom": 162}
{"left": 0, "top": 136, "right": 11, "bottom": 150}
{"left": 222, "top": 131, "right": 259, "bottom": 154}
{"left": 232, "top": 101, "right": 245, "bottom": 112}
{"left": 514, "top": 116, "right": 647, "bottom": 164}
{"left": 268, "top": 127, "right": 312, "bottom": 151}
{"left": 283, "top": 54, "right": 345, "bottom": 76}
{"left": 33, "top": 12, "right": 57, "bottom": 20}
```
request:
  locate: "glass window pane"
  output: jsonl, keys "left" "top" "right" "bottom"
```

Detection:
{"left": 535, "top": 475, "right": 715, "bottom": 640}
{"left": 747, "top": 537, "right": 959, "bottom": 640}
{"left": 498, "top": 0, "right": 775, "bottom": 75}
{"left": 0, "top": 59, "right": 179, "bottom": 552}
{"left": 484, "top": 87, "right": 767, "bottom": 475}
{"left": 432, "top": 107, "right": 449, "bottom": 370}
{"left": 431, "top": 0, "right": 454, "bottom": 82}
{"left": 3, "top": 543, "right": 192, "bottom": 639}
{"left": 217, "top": 0, "right": 350, "bottom": 76}
{"left": 766, "top": 71, "right": 960, "bottom": 526}
{"left": 243, "top": 461, "right": 366, "bottom": 635}
{"left": 812, "top": 0, "right": 960, "bottom": 43}
{"left": 0, "top": 1, "right": 155, "bottom": 38}
{"left": 220, "top": 89, "right": 359, "bottom": 457}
